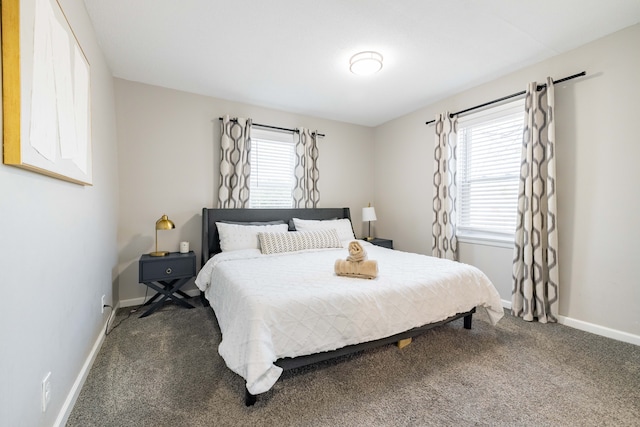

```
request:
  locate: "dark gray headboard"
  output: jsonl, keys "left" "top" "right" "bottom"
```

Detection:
{"left": 201, "top": 207, "right": 351, "bottom": 267}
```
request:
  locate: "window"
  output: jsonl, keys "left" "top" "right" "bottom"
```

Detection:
{"left": 249, "top": 128, "right": 296, "bottom": 208}
{"left": 456, "top": 99, "right": 524, "bottom": 246}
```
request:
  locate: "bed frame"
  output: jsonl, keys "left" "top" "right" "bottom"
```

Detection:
{"left": 200, "top": 207, "right": 475, "bottom": 406}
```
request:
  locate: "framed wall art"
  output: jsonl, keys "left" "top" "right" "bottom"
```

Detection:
{"left": 2, "top": 0, "right": 92, "bottom": 185}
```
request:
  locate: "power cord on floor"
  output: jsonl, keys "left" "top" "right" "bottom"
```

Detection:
{"left": 104, "top": 305, "right": 137, "bottom": 336}
{"left": 103, "top": 287, "right": 148, "bottom": 336}
{"left": 103, "top": 304, "right": 114, "bottom": 335}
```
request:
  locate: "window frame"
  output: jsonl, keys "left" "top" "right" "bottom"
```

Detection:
{"left": 455, "top": 99, "right": 525, "bottom": 248}
{"left": 248, "top": 127, "right": 296, "bottom": 209}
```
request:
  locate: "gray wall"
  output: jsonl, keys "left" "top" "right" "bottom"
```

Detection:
{"left": 114, "top": 80, "right": 375, "bottom": 303}
{"left": 374, "top": 24, "right": 640, "bottom": 337}
{"left": 0, "top": 1, "right": 119, "bottom": 425}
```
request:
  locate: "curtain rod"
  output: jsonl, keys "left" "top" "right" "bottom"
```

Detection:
{"left": 218, "top": 117, "right": 325, "bottom": 137}
{"left": 424, "top": 71, "right": 586, "bottom": 125}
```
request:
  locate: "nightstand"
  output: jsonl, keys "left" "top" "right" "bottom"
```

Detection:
{"left": 367, "top": 238, "right": 393, "bottom": 249}
{"left": 138, "top": 251, "right": 196, "bottom": 318}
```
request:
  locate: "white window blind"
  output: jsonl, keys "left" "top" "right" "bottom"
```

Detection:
{"left": 456, "top": 99, "right": 524, "bottom": 244}
{"left": 249, "top": 128, "right": 296, "bottom": 208}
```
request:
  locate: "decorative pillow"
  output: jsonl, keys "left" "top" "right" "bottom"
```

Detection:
{"left": 216, "top": 222, "right": 288, "bottom": 252}
{"left": 288, "top": 217, "right": 336, "bottom": 231}
{"left": 292, "top": 218, "right": 355, "bottom": 242}
{"left": 258, "top": 229, "right": 342, "bottom": 255}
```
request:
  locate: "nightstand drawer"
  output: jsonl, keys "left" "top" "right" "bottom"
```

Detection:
{"left": 139, "top": 252, "right": 196, "bottom": 282}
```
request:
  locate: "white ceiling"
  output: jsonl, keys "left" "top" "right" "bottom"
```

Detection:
{"left": 83, "top": 0, "right": 640, "bottom": 127}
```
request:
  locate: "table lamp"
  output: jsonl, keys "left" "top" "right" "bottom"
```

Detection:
{"left": 362, "top": 204, "right": 377, "bottom": 241}
{"left": 150, "top": 214, "right": 175, "bottom": 256}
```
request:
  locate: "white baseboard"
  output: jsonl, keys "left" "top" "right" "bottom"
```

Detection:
{"left": 119, "top": 288, "right": 201, "bottom": 308}
{"left": 500, "top": 299, "right": 639, "bottom": 346}
{"left": 54, "top": 302, "right": 120, "bottom": 427}
{"left": 557, "top": 315, "right": 640, "bottom": 346}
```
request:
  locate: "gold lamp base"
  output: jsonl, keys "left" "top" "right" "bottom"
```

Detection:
{"left": 364, "top": 236, "right": 374, "bottom": 241}
{"left": 149, "top": 251, "right": 170, "bottom": 257}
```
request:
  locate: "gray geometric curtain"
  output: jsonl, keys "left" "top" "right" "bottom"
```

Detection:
{"left": 292, "top": 128, "right": 320, "bottom": 208}
{"left": 432, "top": 112, "right": 458, "bottom": 261}
{"left": 217, "top": 115, "right": 252, "bottom": 208}
{"left": 512, "top": 77, "right": 559, "bottom": 323}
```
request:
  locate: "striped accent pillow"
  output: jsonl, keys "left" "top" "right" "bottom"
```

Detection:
{"left": 258, "top": 229, "right": 342, "bottom": 255}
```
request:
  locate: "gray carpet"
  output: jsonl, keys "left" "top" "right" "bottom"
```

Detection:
{"left": 67, "top": 300, "right": 640, "bottom": 426}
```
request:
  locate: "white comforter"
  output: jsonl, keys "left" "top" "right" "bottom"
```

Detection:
{"left": 195, "top": 242, "right": 504, "bottom": 395}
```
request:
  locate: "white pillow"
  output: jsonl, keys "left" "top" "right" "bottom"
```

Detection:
{"left": 258, "top": 229, "right": 342, "bottom": 255}
{"left": 216, "top": 222, "right": 288, "bottom": 252}
{"left": 292, "top": 218, "right": 355, "bottom": 242}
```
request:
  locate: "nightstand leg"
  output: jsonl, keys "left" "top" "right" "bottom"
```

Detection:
{"left": 142, "top": 292, "right": 163, "bottom": 306}
{"left": 139, "top": 278, "right": 194, "bottom": 318}
{"left": 175, "top": 289, "right": 191, "bottom": 299}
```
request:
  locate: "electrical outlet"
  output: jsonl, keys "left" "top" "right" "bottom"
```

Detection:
{"left": 42, "top": 372, "right": 51, "bottom": 412}
{"left": 101, "top": 295, "right": 106, "bottom": 313}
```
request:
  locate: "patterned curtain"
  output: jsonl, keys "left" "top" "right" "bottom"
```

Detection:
{"left": 217, "top": 115, "right": 252, "bottom": 208}
{"left": 432, "top": 112, "right": 458, "bottom": 261}
{"left": 512, "top": 77, "right": 559, "bottom": 323}
{"left": 292, "top": 128, "right": 320, "bottom": 208}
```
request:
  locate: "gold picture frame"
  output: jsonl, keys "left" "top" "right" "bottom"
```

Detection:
{"left": 2, "top": 0, "right": 92, "bottom": 185}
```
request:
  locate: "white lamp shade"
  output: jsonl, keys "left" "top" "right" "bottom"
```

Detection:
{"left": 362, "top": 206, "right": 377, "bottom": 222}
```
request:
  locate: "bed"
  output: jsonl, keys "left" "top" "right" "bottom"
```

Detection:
{"left": 195, "top": 207, "right": 504, "bottom": 405}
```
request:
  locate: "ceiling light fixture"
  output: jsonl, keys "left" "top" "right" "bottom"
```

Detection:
{"left": 349, "top": 51, "right": 383, "bottom": 76}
